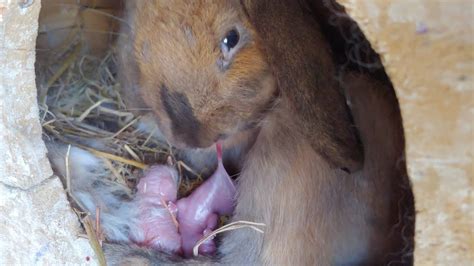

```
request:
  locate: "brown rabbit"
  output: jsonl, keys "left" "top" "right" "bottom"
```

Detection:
{"left": 104, "top": 0, "right": 414, "bottom": 265}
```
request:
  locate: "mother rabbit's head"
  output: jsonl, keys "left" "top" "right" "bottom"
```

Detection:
{"left": 132, "top": 1, "right": 276, "bottom": 149}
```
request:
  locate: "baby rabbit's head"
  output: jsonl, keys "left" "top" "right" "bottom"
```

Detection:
{"left": 131, "top": 1, "right": 276, "bottom": 148}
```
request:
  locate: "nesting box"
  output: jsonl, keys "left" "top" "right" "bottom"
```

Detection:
{"left": 0, "top": 0, "right": 471, "bottom": 264}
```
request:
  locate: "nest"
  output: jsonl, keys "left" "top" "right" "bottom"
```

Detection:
{"left": 35, "top": 4, "right": 266, "bottom": 262}
{"left": 34, "top": 7, "right": 210, "bottom": 260}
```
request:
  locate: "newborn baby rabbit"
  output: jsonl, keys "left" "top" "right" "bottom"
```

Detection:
{"left": 105, "top": 0, "right": 415, "bottom": 265}
{"left": 46, "top": 142, "right": 235, "bottom": 257}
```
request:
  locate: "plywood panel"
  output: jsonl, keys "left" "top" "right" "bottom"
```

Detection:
{"left": 339, "top": 1, "right": 473, "bottom": 264}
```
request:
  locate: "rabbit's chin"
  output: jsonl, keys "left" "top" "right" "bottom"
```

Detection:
{"left": 164, "top": 127, "right": 235, "bottom": 150}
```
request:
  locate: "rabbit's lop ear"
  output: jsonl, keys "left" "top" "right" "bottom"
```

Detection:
{"left": 241, "top": 0, "right": 363, "bottom": 172}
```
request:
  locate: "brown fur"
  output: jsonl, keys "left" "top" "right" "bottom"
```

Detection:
{"left": 108, "top": 0, "right": 414, "bottom": 265}
{"left": 241, "top": 0, "right": 363, "bottom": 172}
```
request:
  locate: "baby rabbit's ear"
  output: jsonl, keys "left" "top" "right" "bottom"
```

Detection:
{"left": 242, "top": 0, "right": 363, "bottom": 172}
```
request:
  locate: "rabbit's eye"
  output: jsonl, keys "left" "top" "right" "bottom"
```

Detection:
{"left": 218, "top": 28, "right": 243, "bottom": 70}
{"left": 222, "top": 29, "right": 240, "bottom": 51}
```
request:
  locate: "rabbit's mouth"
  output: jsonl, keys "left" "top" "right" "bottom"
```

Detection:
{"left": 169, "top": 131, "right": 228, "bottom": 150}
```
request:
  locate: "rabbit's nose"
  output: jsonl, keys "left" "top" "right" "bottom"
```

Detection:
{"left": 160, "top": 85, "right": 202, "bottom": 144}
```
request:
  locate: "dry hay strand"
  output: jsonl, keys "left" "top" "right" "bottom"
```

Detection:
{"left": 192, "top": 221, "right": 266, "bottom": 257}
{"left": 83, "top": 215, "right": 107, "bottom": 266}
